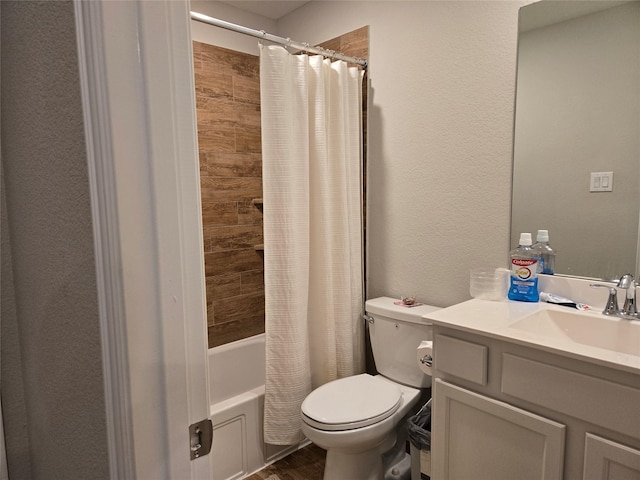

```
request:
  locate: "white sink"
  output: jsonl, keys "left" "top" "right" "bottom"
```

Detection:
{"left": 510, "top": 308, "right": 640, "bottom": 356}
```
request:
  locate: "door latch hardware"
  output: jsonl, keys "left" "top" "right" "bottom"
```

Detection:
{"left": 189, "top": 419, "right": 213, "bottom": 460}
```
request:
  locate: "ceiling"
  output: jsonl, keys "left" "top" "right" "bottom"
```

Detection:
{"left": 219, "top": 1, "right": 310, "bottom": 20}
{"left": 519, "top": 0, "right": 632, "bottom": 32}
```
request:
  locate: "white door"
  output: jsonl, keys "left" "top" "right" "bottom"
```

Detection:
{"left": 75, "top": 1, "right": 212, "bottom": 478}
{"left": 584, "top": 434, "right": 640, "bottom": 480}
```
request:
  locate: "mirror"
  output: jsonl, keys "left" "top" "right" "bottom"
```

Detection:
{"left": 511, "top": 0, "right": 640, "bottom": 281}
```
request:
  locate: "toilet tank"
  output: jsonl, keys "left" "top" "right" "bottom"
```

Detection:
{"left": 365, "top": 297, "right": 441, "bottom": 388}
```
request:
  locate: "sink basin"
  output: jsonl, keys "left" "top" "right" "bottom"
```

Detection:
{"left": 510, "top": 308, "right": 640, "bottom": 356}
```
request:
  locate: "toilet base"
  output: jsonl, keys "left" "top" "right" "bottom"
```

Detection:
{"left": 324, "top": 449, "right": 384, "bottom": 480}
{"left": 320, "top": 441, "right": 413, "bottom": 480}
{"left": 384, "top": 452, "right": 411, "bottom": 480}
{"left": 322, "top": 433, "right": 395, "bottom": 480}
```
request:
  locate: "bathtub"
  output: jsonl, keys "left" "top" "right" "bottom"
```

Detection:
{"left": 209, "top": 333, "right": 306, "bottom": 480}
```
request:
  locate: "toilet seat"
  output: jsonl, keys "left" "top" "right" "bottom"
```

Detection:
{"left": 301, "top": 374, "right": 402, "bottom": 431}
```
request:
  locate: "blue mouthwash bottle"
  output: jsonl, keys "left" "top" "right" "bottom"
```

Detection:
{"left": 508, "top": 233, "right": 540, "bottom": 302}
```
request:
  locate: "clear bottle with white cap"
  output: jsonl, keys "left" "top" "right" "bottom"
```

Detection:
{"left": 508, "top": 232, "right": 540, "bottom": 302}
{"left": 532, "top": 229, "right": 556, "bottom": 275}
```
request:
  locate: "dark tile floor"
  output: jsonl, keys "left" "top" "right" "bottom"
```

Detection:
{"left": 245, "top": 443, "right": 326, "bottom": 480}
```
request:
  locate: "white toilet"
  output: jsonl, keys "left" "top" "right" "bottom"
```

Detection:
{"left": 301, "top": 296, "right": 441, "bottom": 480}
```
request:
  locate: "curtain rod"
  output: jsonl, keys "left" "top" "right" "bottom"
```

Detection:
{"left": 190, "top": 11, "right": 368, "bottom": 68}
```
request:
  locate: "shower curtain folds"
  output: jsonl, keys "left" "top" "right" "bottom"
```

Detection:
{"left": 260, "top": 45, "right": 365, "bottom": 445}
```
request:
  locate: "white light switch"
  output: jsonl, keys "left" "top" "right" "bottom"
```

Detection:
{"left": 590, "top": 172, "right": 613, "bottom": 192}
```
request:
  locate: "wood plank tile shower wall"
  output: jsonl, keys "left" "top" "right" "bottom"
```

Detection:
{"left": 193, "top": 41, "right": 265, "bottom": 348}
{"left": 193, "top": 27, "right": 368, "bottom": 348}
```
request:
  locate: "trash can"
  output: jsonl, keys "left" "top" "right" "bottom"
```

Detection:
{"left": 408, "top": 399, "right": 431, "bottom": 480}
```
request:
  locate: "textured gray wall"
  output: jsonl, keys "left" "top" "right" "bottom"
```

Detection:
{"left": 1, "top": 1, "right": 110, "bottom": 478}
{"left": 279, "top": 1, "right": 527, "bottom": 307}
{"left": 1, "top": 175, "right": 32, "bottom": 480}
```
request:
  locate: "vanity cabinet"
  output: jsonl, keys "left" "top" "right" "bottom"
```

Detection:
{"left": 430, "top": 327, "right": 640, "bottom": 480}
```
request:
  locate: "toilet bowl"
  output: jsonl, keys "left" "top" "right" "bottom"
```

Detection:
{"left": 301, "top": 374, "right": 421, "bottom": 480}
{"left": 300, "top": 297, "right": 441, "bottom": 480}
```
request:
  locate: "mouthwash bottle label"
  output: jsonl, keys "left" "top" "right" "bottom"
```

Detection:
{"left": 508, "top": 258, "right": 539, "bottom": 302}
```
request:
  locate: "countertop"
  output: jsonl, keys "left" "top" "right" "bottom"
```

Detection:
{"left": 423, "top": 298, "right": 640, "bottom": 375}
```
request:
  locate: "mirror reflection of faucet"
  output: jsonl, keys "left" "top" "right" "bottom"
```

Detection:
{"left": 590, "top": 273, "right": 638, "bottom": 319}
{"left": 617, "top": 274, "right": 638, "bottom": 319}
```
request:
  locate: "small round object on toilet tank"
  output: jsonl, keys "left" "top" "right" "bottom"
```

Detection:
{"left": 401, "top": 296, "right": 416, "bottom": 305}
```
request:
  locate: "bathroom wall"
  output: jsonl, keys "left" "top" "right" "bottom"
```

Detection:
{"left": 191, "top": 3, "right": 273, "bottom": 349}
{"left": 193, "top": 40, "right": 266, "bottom": 348}
{"left": 277, "top": 1, "right": 531, "bottom": 307}
{"left": 191, "top": 0, "right": 530, "bottom": 311}
{"left": 0, "top": 1, "right": 109, "bottom": 477}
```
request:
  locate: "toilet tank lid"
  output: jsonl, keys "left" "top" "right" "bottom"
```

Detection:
{"left": 365, "top": 296, "right": 441, "bottom": 324}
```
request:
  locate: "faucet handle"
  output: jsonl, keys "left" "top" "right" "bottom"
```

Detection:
{"left": 589, "top": 283, "right": 620, "bottom": 316}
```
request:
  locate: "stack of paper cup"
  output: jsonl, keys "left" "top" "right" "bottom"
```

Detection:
{"left": 469, "top": 267, "right": 509, "bottom": 301}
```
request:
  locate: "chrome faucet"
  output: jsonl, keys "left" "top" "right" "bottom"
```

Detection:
{"left": 590, "top": 273, "right": 638, "bottom": 319}
{"left": 589, "top": 283, "right": 620, "bottom": 316}
{"left": 617, "top": 274, "right": 638, "bottom": 319}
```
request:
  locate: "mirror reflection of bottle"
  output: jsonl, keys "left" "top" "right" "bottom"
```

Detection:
{"left": 508, "top": 233, "right": 540, "bottom": 302}
{"left": 532, "top": 229, "right": 556, "bottom": 275}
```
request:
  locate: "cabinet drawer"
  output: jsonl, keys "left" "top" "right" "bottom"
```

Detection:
{"left": 435, "top": 334, "right": 488, "bottom": 385}
{"left": 502, "top": 354, "right": 640, "bottom": 440}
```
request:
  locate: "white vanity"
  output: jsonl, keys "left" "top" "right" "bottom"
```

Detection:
{"left": 424, "top": 291, "right": 640, "bottom": 480}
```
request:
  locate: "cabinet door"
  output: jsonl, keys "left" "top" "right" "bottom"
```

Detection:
{"left": 432, "top": 379, "right": 565, "bottom": 480}
{"left": 584, "top": 433, "right": 640, "bottom": 480}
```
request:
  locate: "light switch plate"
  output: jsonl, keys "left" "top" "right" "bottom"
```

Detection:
{"left": 590, "top": 172, "right": 613, "bottom": 192}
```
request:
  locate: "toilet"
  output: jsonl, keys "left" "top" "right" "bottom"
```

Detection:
{"left": 301, "top": 296, "right": 441, "bottom": 480}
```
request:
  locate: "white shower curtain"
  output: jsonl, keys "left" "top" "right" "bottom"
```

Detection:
{"left": 260, "top": 44, "right": 365, "bottom": 445}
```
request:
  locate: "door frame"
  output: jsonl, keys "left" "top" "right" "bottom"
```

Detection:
{"left": 74, "top": 1, "right": 211, "bottom": 478}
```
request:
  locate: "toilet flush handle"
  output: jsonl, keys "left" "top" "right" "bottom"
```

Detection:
{"left": 362, "top": 313, "right": 375, "bottom": 324}
{"left": 419, "top": 354, "right": 433, "bottom": 368}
